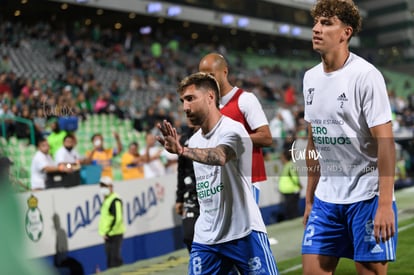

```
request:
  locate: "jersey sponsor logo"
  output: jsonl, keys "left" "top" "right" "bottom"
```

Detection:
{"left": 306, "top": 88, "right": 315, "bottom": 105}
{"left": 196, "top": 180, "right": 224, "bottom": 199}
{"left": 337, "top": 92, "right": 348, "bottom": 108}
{"left": 371, "top": 244, "right": 384, "bottom": 253}
{"left": 311, "top": 126, "right": 351, "bottom": 145}
{"left": 337, "top": 92, "right": 348, "bottom": 101}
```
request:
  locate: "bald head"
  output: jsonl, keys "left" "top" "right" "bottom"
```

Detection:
{"left": 199, "top": 53, "right": 228, "bottom": 72}
{"left": 198, "top": 53, "right": 233, "bottom": 96}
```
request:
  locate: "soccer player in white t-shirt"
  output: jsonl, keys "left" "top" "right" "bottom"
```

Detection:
{"left": 157, "top": 72, "right": 278, "bottom": 275}
{"left": 301, "top": 1, "right": 397, "bottom": 274}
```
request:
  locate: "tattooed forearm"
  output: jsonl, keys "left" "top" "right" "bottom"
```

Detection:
{"left": 183, "top": 145, "right": 235, "bottom": 166}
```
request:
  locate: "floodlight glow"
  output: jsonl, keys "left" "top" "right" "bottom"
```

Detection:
{"left": 237, "top": 18, "right": 249, "bottom": 28}
{"left": 147, "top": 2, "right": 162, "bottom": 14}
{"left": 292, "top": 27, "right": 302, "bottom": 36}
{"left": 279, "top": 24, "right": 290, "bottom": 34}
{"left": 167, "top": 6, "right": 182, "bottom": 17}
{"left": 222, "top": 15, "right": 234, "bottom": 25}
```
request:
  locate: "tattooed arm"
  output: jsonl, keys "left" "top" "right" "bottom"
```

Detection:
{"left": 181, "top": 145, "right": 236, "bottom": 166}
{"left": 156, "top": 120, "right": 236, "bottom": 166}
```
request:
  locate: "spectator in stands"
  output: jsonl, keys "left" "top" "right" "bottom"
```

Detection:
{"left": 85, "top": 132, "right": 123, "bottom": 179}
{"left": 33, "top": 107, "right": 47, "bottom": 137}
{"left": 0, "top": 73, "right": 12, "bottom": 98}
{"left": 14, "top": 105, "right": 33, "bottom": 141}
{"left": 141, "top": 132, "right": 165, "bottom": 179}
{"left": 282, "top": 82, "right": 297, "bottom": 106}
{"left": 120, "top": 141, "right": 146, "bottom": 180}
{"left": 55, "top": 134, "right": 85, "bottom": 167}
{"left": 277, "top": 103, "right": 296, "bottom": 134}
{"left": 20, "top": 78, "right": 33, "bottom": 99}
{"left": 164, "top": 150, "right": 179, "bottom": 174}
{"left": 109, "top": 80, "right": 121, "bottom": 99}
{"left": 30, "top": 138, "right": 72, "bottom": 190}
{"left": 269, "top": 111, "right": 285, "bottom": 152}
{"left": 47, "top": 119, "right": 67, "bottom": 157}
{"left": 0, "top": 156, "right": 13, "bottom": 185}
{"left": 76, "top": 92, "right": 93, "bottom": 119}
{"left": 0, "top": 104, "right": 15, "bottom": 138}
{"left": 129, "top": 75, "right": 143, "bottom": 92}
{"left": 94, "top": 93, "right": 110, "bottom": 114}
{"left": 0, "top": 54, "right": 12, "bottom": 73}
{"left": 199, "top": 52, "right": 273, "bottom": 203}
{"left": 134, "top": 106, "right": 158, "bottom": 132}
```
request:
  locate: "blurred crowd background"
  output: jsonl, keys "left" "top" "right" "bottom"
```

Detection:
{"left": 0, "top": 0, "right": 413, "bottom": 191}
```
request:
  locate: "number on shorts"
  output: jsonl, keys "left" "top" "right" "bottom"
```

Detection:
{"left": 303, "top": 225, "right": 315, "bottom": 246}
{"left": 192, "top": 256, "right": 202, "bottom": 275}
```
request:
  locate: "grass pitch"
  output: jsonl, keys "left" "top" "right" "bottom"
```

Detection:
{"left": 99, "top": 187, "right": 414, "bottom": 275}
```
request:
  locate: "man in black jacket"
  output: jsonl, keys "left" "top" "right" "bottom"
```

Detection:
{"left": 175, "top": 125, "right": 199, "bottom": 252}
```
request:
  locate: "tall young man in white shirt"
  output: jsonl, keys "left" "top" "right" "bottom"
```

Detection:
{"left": 301, "top": 1, "right": 397, "bottom": 274}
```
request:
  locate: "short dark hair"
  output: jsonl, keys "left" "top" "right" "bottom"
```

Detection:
{"left": 64, "top": 133, "right": 76, "bottom": 142}
{"left": 36, "top": 138, "right": 48, "bottom": 147}
{"left": 311, "top": 0, "right": 362, "bottom": 36}
{"left": 91, "top": 133, "right": 102, "bottom": 142}
{"left": 177, "top": 72, "right": 221, "bottom": 108}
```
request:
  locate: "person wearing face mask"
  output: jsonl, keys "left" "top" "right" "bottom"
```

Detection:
{"left": 85, "top": 132, "right": 123, "bottom": 179}
{"left": 98, "top": 176, "right": 125, "bottom": 269}
{"left": 31, "top": 138, "right": 73, "bottom": 190}
{"left": 55, "top": 134, "right": 86, "bottom": 167}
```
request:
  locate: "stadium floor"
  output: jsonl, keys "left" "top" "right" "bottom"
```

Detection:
{"left": 98, "top": 187, "right": 414, "bottom": 275}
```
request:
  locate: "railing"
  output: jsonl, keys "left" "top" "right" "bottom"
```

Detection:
{"left": 0, "top": 116, "right": 36, "bottom": 145}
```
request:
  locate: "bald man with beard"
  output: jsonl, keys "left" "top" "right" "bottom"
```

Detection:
{"left": 199, "top": 53, "right": 273, "bottom": 203}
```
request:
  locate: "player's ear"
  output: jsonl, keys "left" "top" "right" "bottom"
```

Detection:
{"left": 341, "top": 26, "right": 353, "bottom": 42}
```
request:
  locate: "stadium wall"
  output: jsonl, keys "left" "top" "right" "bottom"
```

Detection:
{"left": 18, "top": 160, "right": 303, "bottom": 274}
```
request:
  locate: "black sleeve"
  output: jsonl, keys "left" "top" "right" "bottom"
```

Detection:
{"left": 176, "top": 133, "right": 196, "bottom": 203}
{"left": 107, "top": 198, "right": 122, "bottom": 234}
{"left": 176, "top": 155, "right": 187, "bottom": 203}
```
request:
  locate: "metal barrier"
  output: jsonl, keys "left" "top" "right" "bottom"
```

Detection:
{"left": 0, "top": 116, "right": 36, "bottom": 145}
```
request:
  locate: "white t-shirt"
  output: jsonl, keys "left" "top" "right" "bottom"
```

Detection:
{"left": 140, "top": 146, "right": 166, "bottom": 179}
{"left": 220, "top": 86, "right": 269, "bottom": 131}
{"left": 54, "top": 146, "right": 81, "bottom": 164}
{"left": 189, "top": 116, "right": 267, "bottom": 244}
{"left": 31, "top": 151, "right": 56, "bottom": 189}
{"left": 303, "top": 53, "right": 393, "bottom": 204}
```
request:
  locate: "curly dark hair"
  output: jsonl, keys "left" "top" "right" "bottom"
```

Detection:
{"left": 311, "top": 0, "right": 362, "bottom": 36}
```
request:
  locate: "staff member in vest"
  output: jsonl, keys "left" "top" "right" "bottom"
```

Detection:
{"left": 278, "top": 148, "right": 301, "bottom": 220}
{"left": 98, "top": 176, "right": 125, "bottom": 269}
{"left": 199, "top": 53, "right": 273, "bottom": 203}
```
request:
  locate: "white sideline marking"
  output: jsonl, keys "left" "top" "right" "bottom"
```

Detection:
{"left": 280, "top": 221, "right": 414, "bottom": 274}
{"left": 399, "top": 221, "right": 414, "bottom": 232}
{"left": 280, "top": 264, "right": 302, "bottom": 274}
